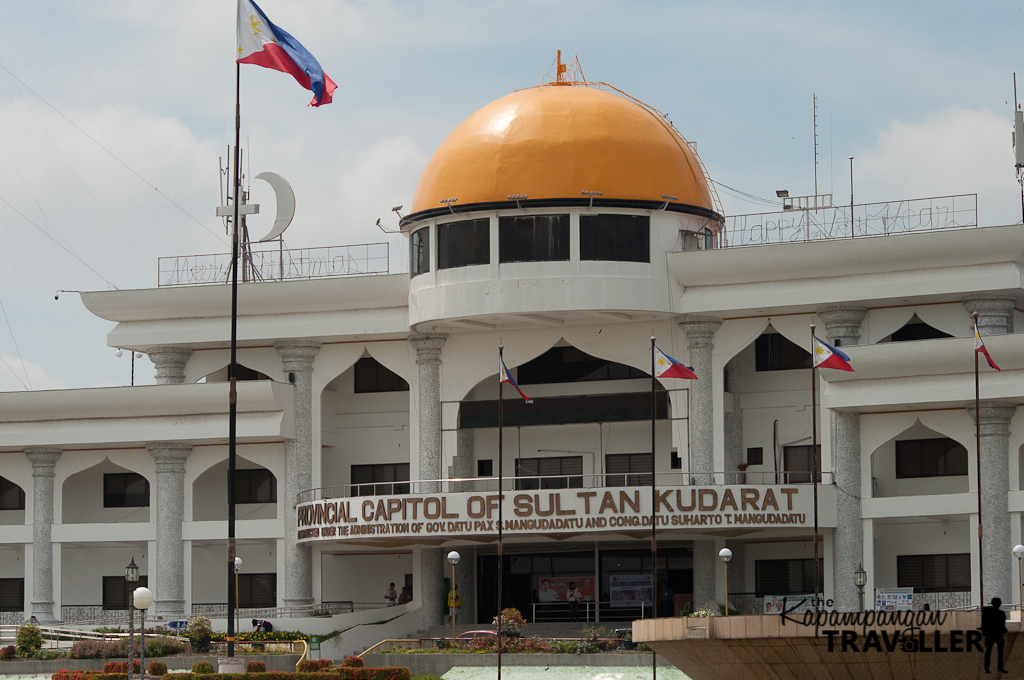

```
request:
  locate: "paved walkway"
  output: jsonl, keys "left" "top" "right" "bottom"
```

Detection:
{"left": 442, "top": 667, "right": 691, "bottom": 680}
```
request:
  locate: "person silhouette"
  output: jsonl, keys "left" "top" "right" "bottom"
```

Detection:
{"left": 980, "top": 597, "right": 1008, "bottom": 674}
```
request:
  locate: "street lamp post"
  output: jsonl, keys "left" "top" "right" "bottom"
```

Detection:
{"left": 234, "top": 557, "right": 243, "bottom": 637}
{"left": 854, "top": 564, "right": 867, "bottom": 612}
{"left": 719, "top": 548, "right": 732, "bottom": 616}
{"left": 133, "top": 587, "right": 153, "bottom": 679}
{"left": 125, "top": 558, "right": 140, "bottom": 680}
{"left": 1013, "top": 546, "right": 1024, "bottom": 611}
{"left": 447, "top": 551, "right": 461, "bottom": 642}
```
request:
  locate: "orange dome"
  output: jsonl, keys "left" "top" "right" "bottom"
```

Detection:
{"left": 409, "top": 84, "right": 718, "bottom": 219}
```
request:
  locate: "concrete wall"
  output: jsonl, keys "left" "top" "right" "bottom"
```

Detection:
{"left": 62, "top": 457, "right": 151, "bottom": 524}
{"left": 190, "top": 540, "right": 277, "bottom": 604}
{"left": 62, "top": 546, "right": 149, "bottom": 606}
{"left": 871, "top": 519, "right": 971, "bottom": 590}
{"left": 191, "top": 457, "right": 278, "bottom": 522}
{"left": 870, "top": 421, "right": 969, "bottom": 498}
{"left": 321, "top": 552, "right": 414, "bottom": 604}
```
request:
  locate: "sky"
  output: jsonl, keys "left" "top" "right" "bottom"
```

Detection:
{"left": 0, "top": 0, "right": 1022, "bottom": 391}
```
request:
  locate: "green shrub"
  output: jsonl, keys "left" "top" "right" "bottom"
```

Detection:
{"left": 149, "top": 661, "right": 168, "bottom": 676}
{"left": 16, "top": 623, "right": 44, "bottom": 656}
{"left": 51, "top": 672, "right": 103, "bottom": 680}
{"left": 246, "top": 661, "right": 266, "bottom": 673}
{"left": 146, "top": 635, "right": 184, "bottom": 657}
{"left": 1, "top": 645, "right": 16, "bottom": 659}
{"left": 191, "top": 661, "right": 215, "bottom": 674}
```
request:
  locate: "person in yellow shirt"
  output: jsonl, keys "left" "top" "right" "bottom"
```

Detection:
{"left": 447, "top": 585, "right": 461, "bottom": 625}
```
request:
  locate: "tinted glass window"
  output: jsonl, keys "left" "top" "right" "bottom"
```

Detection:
{"left": 516, "top": 456, "right": 583, "bottom": 490}
{"left": 235, "top": 469, "right": 277, "bottom": 504}
{"left": 755, "top": 558, "right": 823, "bottom": 596}
{"left": 0, "top": 477, "right": 25, "bottom": 510}
{"left": 755, "top": 333, "right": 812, "bottom": 371}
{"left": 354, "top": 357, "right": 409, "bottom": 393}
{"left": 410, "top": 228, "right": 429, "bottom": 277}
{"left": 580, "top": 214, "right": 650, "bottom": 262}
{"left": 896, "top": 438, "right": 968, "bottom": 478}
{"left": 104, "top": 473, "right": 150, "bottom": 508}
{"left": 605, "top": 453, "right": 652, "bottom": 487}
{"left": 102, "top": 575, "right": 148, "bottom": 610}
{"left": 352, "top": 463, "right": 410, "bottom": 496}
{"left": 438, "top": 218, "right": 489, "bottom": 269}
{"left": 499, "top": 215, "right": 569, "bottom": 263}
{"left": 897, "top": 554, "right": 970, "bottom": 592}
{"left": 518, "top": 347, "right": 646, "bottom": 385}
{"left": 0, "top": 578, "right": 24, "bottom": 612}
{"left": 238, "top": 573, "right": 277, "bottom": 608}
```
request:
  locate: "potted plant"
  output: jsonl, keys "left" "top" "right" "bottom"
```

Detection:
{"left": 492, "top": 607, "right": 526, "bottom": 637}
{"left": 185, "top": 616, "right": 212, "bottom": 654}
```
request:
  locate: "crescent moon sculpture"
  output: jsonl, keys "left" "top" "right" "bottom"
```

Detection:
{"left": 254, "top": 171, "right": 295, "bottom": 241}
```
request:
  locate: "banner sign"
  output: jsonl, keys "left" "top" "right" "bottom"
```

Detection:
{"left": 763, "top": 595, "right": 817, "bottom": 614}
{"left": 610, "top": 574, "right": 653, "bottom": 608}
{"left": 295, "top": 485, "right": 833, "bottom": 543}
{"left": 538, "top": 576, "right": 595, "bottom": 602}
{"left": 875, "top": 588, "right": 914, "bottom": 611}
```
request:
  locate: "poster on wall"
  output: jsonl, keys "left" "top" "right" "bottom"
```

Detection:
{"left": 875, "top": 587, "right": 914, "bottom": 611}
{"left": 610, "top": 574, "right": 653, "bottom": 608}
{"left": 537, "top": 577, "right": 595, "bottom": 602}
{"left": 762, "top": 595, "right": 816, "bottom": 614}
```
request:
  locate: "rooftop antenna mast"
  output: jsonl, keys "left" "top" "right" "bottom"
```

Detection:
{"left": 813, "top": 94, "right": 819, "bottom": 196}
{"left": 1014, "top": 74, "right": 1024, "bottom": 224}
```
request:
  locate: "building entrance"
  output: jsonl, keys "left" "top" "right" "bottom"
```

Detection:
{"left": 477, "top": 544, "right": 693, "bottom": 624}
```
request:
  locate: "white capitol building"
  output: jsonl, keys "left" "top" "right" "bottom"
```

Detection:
{"left": 0, "top": 68, "right": 1019, "bottom": 643}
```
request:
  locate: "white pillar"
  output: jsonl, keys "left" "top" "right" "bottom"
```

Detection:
{"left": 275, "top": 339, "right": 321, "bottom": 606}
{"left": 25, "top": 447, "right": 61, "bottom": 623}
{"left": 146, "top": 346, "right": 192, "bottom": 385}
{"left": 410, "top": 334, "right": 447, "bottom": 493}
{"left": 968, "top": 400, "right": 1017, "bottom": 606}
{"left": 962, "top": 294, "right": 1015, "bottom": 336}
{"left": 148, "top": 442, "right": 192, "bottom": 619}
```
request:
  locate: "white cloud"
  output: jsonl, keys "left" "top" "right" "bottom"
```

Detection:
{"left": 855, "top": 108, "right": 1021, "bottom": 227}
{"left": 0, "top": 351, "right": 65, "bottom": 392}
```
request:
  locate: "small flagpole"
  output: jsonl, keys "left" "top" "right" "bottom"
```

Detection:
{"left": 974, "top": 312, "right": 984, "bottom": 606}
{"left": 650, "top": 336, "right": 657, "bottom": 680}
{"left": 497, "top": 344, "right": 504, "bottom": 679}
{"left": 226, "top": 59, "right": 241, "bottom": 660}
{"left": 810, "top": 324, "right": 820, "bottom": 611}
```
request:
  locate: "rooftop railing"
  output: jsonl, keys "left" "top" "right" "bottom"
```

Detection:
{"left": 720, "top": 194, "right": 977, "bottom": 248}
{"left": 157, "top": 242, "right": 389, "bottom": 287}
{"left": 297, "top": 470, "right": 834, "bottom": 504}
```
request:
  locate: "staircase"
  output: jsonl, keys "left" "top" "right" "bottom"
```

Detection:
{"left": 415, "top": 622, "right": 622, "bottom": 639}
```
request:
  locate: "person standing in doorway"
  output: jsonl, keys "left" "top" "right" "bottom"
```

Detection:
{"left": 981, "top": 597, "right": 1008, "bottom": 674}
{"left": 447, "top": 585, "right": 461, "bottom": 625}
{"left": 566, "top": 581, "right": 582, "bottom": 622}
{"left": 384, "top": 582, "right": 398, "bottom": 607}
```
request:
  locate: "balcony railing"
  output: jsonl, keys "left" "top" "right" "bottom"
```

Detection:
{"left": 0, "top": 611, "right": 24, "bottom": 625}
{"left": 157, "top": 242, "right": 389, "bottom": 287}
{"left": 720, "top": 194, "right": 977, "bottom": 248}
{"left": 298, "top": 471, "right": 834, "bottom": 503}
{"left": 60, "top": 605, "right": 131, "bottom": 625}
{"left": 191, "top": 601, "right": 389, "bottom": 619}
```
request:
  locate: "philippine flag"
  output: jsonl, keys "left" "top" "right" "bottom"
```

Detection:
{"left": 975, "top": 321, "right": 1001, "bottom": 371}
{"left": 499, "top": 359, "right": 532, "bottom": 403}
{"left": 812, "top": 336, "right": 854, "bottom": 372}
{"left": 237, "top": 0, "right": 337, "bottom": 107}
{"left": 654, "top": 347, "right": 698, "bottom": 380}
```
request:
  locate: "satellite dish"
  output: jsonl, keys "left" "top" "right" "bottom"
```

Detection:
{"left": 254, "top": 172, "right": 295, "bottom": 241}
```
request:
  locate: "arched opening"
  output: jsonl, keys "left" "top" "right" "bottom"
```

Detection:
{"left": 192, "top": 456, "right": 277, "bottom": 521}
{"left": 199, "top": 363, "right": 270, "bottom": 383}
{"left": 878, "top": 315, "right": 953, "bottom": 343}
{"left": 0, "top": 476, "right": 26, "bottom": 526}
{"left": 870, "top": 421, "right": 969, "bottom": 498}
{"left": 62, "top": 458, "right": 150, "bottom": 525}
{"left": 320, "top": 354, "right": 411, "bottom": 496}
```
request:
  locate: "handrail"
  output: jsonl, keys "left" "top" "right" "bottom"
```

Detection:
{"left": 359, "top": 639, "right": 429, "bottom": 657}
{"left": 295, "top": 639, "right": 308, "bottom": 670}
{"left": 299, "top": 471, "right": 835, "bottom": 503}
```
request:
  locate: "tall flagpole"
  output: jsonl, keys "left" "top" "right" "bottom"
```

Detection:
{"left": 226, "top": 60, "right": 240, "bottom": 659}
{"left": 810, "top": 325, "right": 820, "bottom": 609}
{"left": 649, "top": 336, "right": 657, "bottom": 680}
{"left": 974, "top": 311, "right": 984, "bottom": 606}
{"left": 497, "top": 344, "right": 504, "bottom": 680}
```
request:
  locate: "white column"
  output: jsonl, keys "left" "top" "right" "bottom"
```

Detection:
{"left": 146, "top": 346, "right": 193, "bottom": 385}
{"left": 275, "top": 339, "right": 321, "bottom": 606}
{"left": 25, "top": 447, "right": 61, "bottom": 623}
{"left": 968, "top": 400, "right": 1017, "bottom": 606}
{"left": 679, "top": 315, "right": 721, "bottom": 611}
{"left": 818, "top": 303, "right": 867, "bottom": 612}
{"left": 148, "top": 442, "right": 192, "bottom": 619}
{"left": 410, "top": 334, "right": 447, "bottom": 493}
{"left": 420, "top": 547, "right": 444, "bottom": 629}
{"left": 962, "top": 294, "right": 1015, "bottom": 335}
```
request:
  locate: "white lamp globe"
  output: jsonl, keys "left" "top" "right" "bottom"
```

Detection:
{"left": 718, "top": 548, "right": 733, "bottom": 562}
{"left": 447, "top": 550, "right": 461, "bottom": 565}
{"left": 133, "top": 586, "right": 154, "bottom": 610}
{"left": 1014, "top": 545, "right": 1024, "bottom": 560}
{"left": 115, "top": 349, "right": 123, "bottom": 358}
